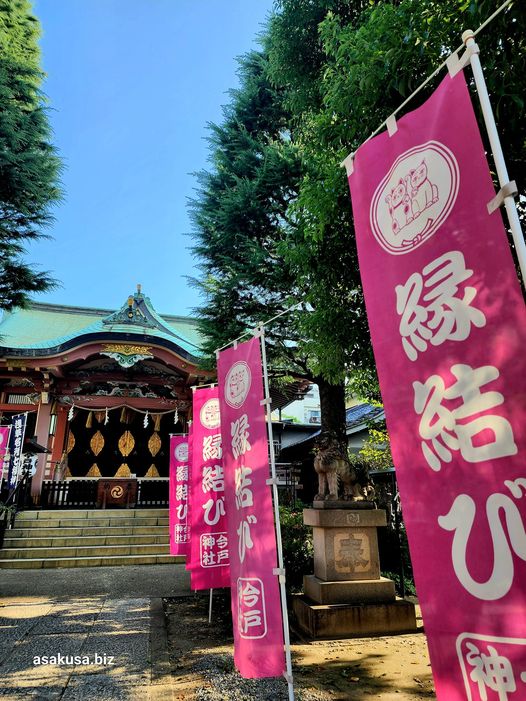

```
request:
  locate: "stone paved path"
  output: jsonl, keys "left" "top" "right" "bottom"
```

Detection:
{"left": 0, "top": 564, "right": 192, "bottom": 700}
{"left": 0, "top": 597, "right": 175, "bottom": 700}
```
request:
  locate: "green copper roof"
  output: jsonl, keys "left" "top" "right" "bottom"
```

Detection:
{"left": 0, "top": 293, "right": 204, "bottom": 359}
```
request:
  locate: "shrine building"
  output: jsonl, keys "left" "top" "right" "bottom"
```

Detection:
{"left": 0, "top": 287, "right": 212, "bottom": 503}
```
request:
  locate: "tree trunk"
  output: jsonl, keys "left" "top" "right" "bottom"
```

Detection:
{"left": 316, "top": 377, "right": 347, "bottom": 444}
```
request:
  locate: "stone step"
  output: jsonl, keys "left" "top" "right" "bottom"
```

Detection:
{"left": 0, "top": 553, "right": 185, "bottom": 569}
{"left": 8, "top": 525, "right": 169, "bottom": 538}
{"left": 3, "top": 534, "right": 170, "bottom": 548}
{"left": 17, "top": 508, "right": 169, "bottom": 520}
{"left": 0, "top": 543, "right": 172, "bottom": 560}
{"left": 14, "top": 516, "right": 169, "bottom": 529}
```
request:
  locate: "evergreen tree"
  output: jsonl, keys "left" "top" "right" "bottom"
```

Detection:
{"left": 0, "top": 0, "right": 62, "bottom": 310}
{"left": 190, "top": 50, "right": 374, "bottom": 441}
{"left": 191, "top": 0, "right": 525, "bottom": 439}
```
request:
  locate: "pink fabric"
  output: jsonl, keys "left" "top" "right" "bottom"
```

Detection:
{"left": 169, "top": 436, "right": 190, "bottom": 556}
{"left": 217, "top": 336, "right": 285, "bottom": 679}
{"left": 185, "top": 423, "right": 194, "bottom": 572}
{"left": 189, "top": 387, "right": 230, "bottom": 590}
{"left": 348, "top": 71, "right": 526, "bottom": 700}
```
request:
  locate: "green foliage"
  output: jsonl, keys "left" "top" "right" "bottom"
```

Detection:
{"left": 190, "top": 48, "right": 373, "bottom": 437}
{"left": 382, "top": 569, "right": 417, "bottom": 597}
{"left": 191, "top": 0, "right": 526, "bottom": 438}
{"left": 268, "top": 0, "right": 526, "bottom": 251}
{"left": 0, "top": 0, "right": 62, "bottom": 310}
{"left": 357, "top": 425, "right": 393, "bottom": 471}
{"left": 0, "top": 0, "right": 40, "bottom": 67}
{"left": 279, "top": 503, "right": 313, "bottom": 593}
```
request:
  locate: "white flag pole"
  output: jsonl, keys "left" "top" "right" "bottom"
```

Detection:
{"left": 208, "top": 588, "right": 213, "bottom": 624}
{"left": 258, "top": 325, "right": 295, "bottom": 701}
{"left": 461, "top": 30, "right": 526, "bottom": 285}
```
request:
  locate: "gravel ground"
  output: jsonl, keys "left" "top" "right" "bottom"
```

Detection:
{"left": 165, "top": 593, "right": 436, "bottom": 701}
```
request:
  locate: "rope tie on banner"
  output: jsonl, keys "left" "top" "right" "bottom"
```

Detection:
{"left": 340, "top": 0, "right": 514, "bottom": 175}
{"left": 272, "top": 567, "right": 286, "bottom": 584}
{"left": 487, "top": 181, "right": 518, "bottom": 214}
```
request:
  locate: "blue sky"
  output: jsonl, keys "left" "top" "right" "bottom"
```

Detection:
{"left": 29, "top": 0, "right": 275, "bottom": 316}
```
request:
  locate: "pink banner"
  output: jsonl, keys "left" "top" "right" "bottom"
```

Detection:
{"left": 169, "top": 435, "right": 190, "bottom": 556}
{"left": 348, "top": 71, "right": 526, "bottom": 700}
{"left": 217, "top": 336, "right": 285, "bottom": 679}
{"left": 189, "top": 387, "right": 230, "bottom": 590}
{"left": 185, "top": 423, "right": 194, "bottom": 572}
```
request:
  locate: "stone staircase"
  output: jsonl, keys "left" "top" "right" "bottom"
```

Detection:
{"left": 0, "top": 508, "right": 184, "bottom": 569}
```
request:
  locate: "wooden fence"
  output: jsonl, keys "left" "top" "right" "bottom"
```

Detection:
{"left": 39, "top": 478, "right": 168, "bottom": 509}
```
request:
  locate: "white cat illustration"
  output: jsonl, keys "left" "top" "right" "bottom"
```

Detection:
{"left": 409, "top": 159, "right": 438, "bottom": 216}
{"left": 385, "top": 178, "right": 414, "bottom": 234}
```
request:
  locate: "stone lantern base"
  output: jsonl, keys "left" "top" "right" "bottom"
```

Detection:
{"left": 292, "top": 506, "right": 417, "bottom": 640}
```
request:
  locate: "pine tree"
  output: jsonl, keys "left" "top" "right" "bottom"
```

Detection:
{"left": 0, "top": 0, "right": 62, "bottom": 309}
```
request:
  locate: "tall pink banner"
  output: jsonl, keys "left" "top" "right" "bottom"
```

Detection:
{"left": 169, "top": 435, "right": 190, "bottom": 556}
{"left": 348, "top": 71, "right": 526, "bottom": 701}
{"left": 217, "top": 336, "right": 285, "bottom": 679}
{"left": 189, "top": 387, "right": 230, "bottom": 590}
{"left": 185, "top": 423, "right": 194, "bottom": 571}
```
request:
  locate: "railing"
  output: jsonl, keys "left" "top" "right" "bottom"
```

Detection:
{"left": 41, "top": 479, "right": 99, "bottom": 509}
{"left": 136, "top": 479, "right": 168, "bottom": 507}
{"left": 39, "top": 478, "right": 169, "bottom": 509}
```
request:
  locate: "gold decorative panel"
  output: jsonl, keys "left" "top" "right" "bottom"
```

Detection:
{"left": 66, "top": 432, "right": 75, "bottom": 454}
{"left": 86, "top": 463, "right": 101, "bottom": 477}
{"left": 148, "top": 432, "right": 161, "bottom": 457}
{"left": 145, "top": 464, "right": 159, "bottom": 478}
{"left": 118, "top": 430, "right": 135, "bottom": 457}
{"left": 115, "top": 463, "right": 132, "bottom": 478}
{"left": 102, "top": 343, "right": 152, "bottom": 356}
{"left": 90, "top": 431, "right": 105, "bottom": 456}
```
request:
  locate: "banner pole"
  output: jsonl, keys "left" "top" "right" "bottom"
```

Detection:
{"left": 258, "top": 325, "right": 295, "bottom": 701}
{"left": 208, "top": 588, "right": 213, "bottom": 624}
{"left": 463, "top": 30, "right": 526, "bottom": 285}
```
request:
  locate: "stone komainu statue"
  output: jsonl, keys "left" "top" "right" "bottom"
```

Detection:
{"left": 313, "top": 431, "right": 370, "bottom": 501}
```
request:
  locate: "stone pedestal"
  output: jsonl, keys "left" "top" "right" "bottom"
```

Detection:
{"left": 293, "top": 507, "right": 417, "bottom": 639}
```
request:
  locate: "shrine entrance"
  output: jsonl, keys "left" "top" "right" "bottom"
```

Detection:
{"left": 0, "top": 289, "right": 213, "bottom": 500}
{"left": 65, "top": 407, "right": 184, "bottom": 479}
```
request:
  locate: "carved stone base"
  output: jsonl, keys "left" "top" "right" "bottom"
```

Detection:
{"left": 312, "top": 500, "right": 376, "bottom": 510}
{"left": 304, "top": 508, "right": 386, "bottom": 582}
{"left": 292, "top": 594, "right": 417, "bottom": 640}
{"left": 304, "top": 574, "right": 396, "bottom": 605}
{"left": 298, "top": 507, "right": 416, "bottom": 639}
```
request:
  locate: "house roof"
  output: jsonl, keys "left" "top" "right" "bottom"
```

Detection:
{"left": 346, "top": 403, "right": 384, "bottom": 433}
{"left": 279, "top": 404, "right": 385, "bottom": 454}
{"left": 0, "top": 292, "right": 204, "bottom": 360}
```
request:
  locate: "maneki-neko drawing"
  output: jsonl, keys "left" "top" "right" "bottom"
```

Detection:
{"left": 371, "top": 140, "right": 459, "bottom": 254}
{"left": 385, "top": 159, "right": 439, "bottom": 236}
